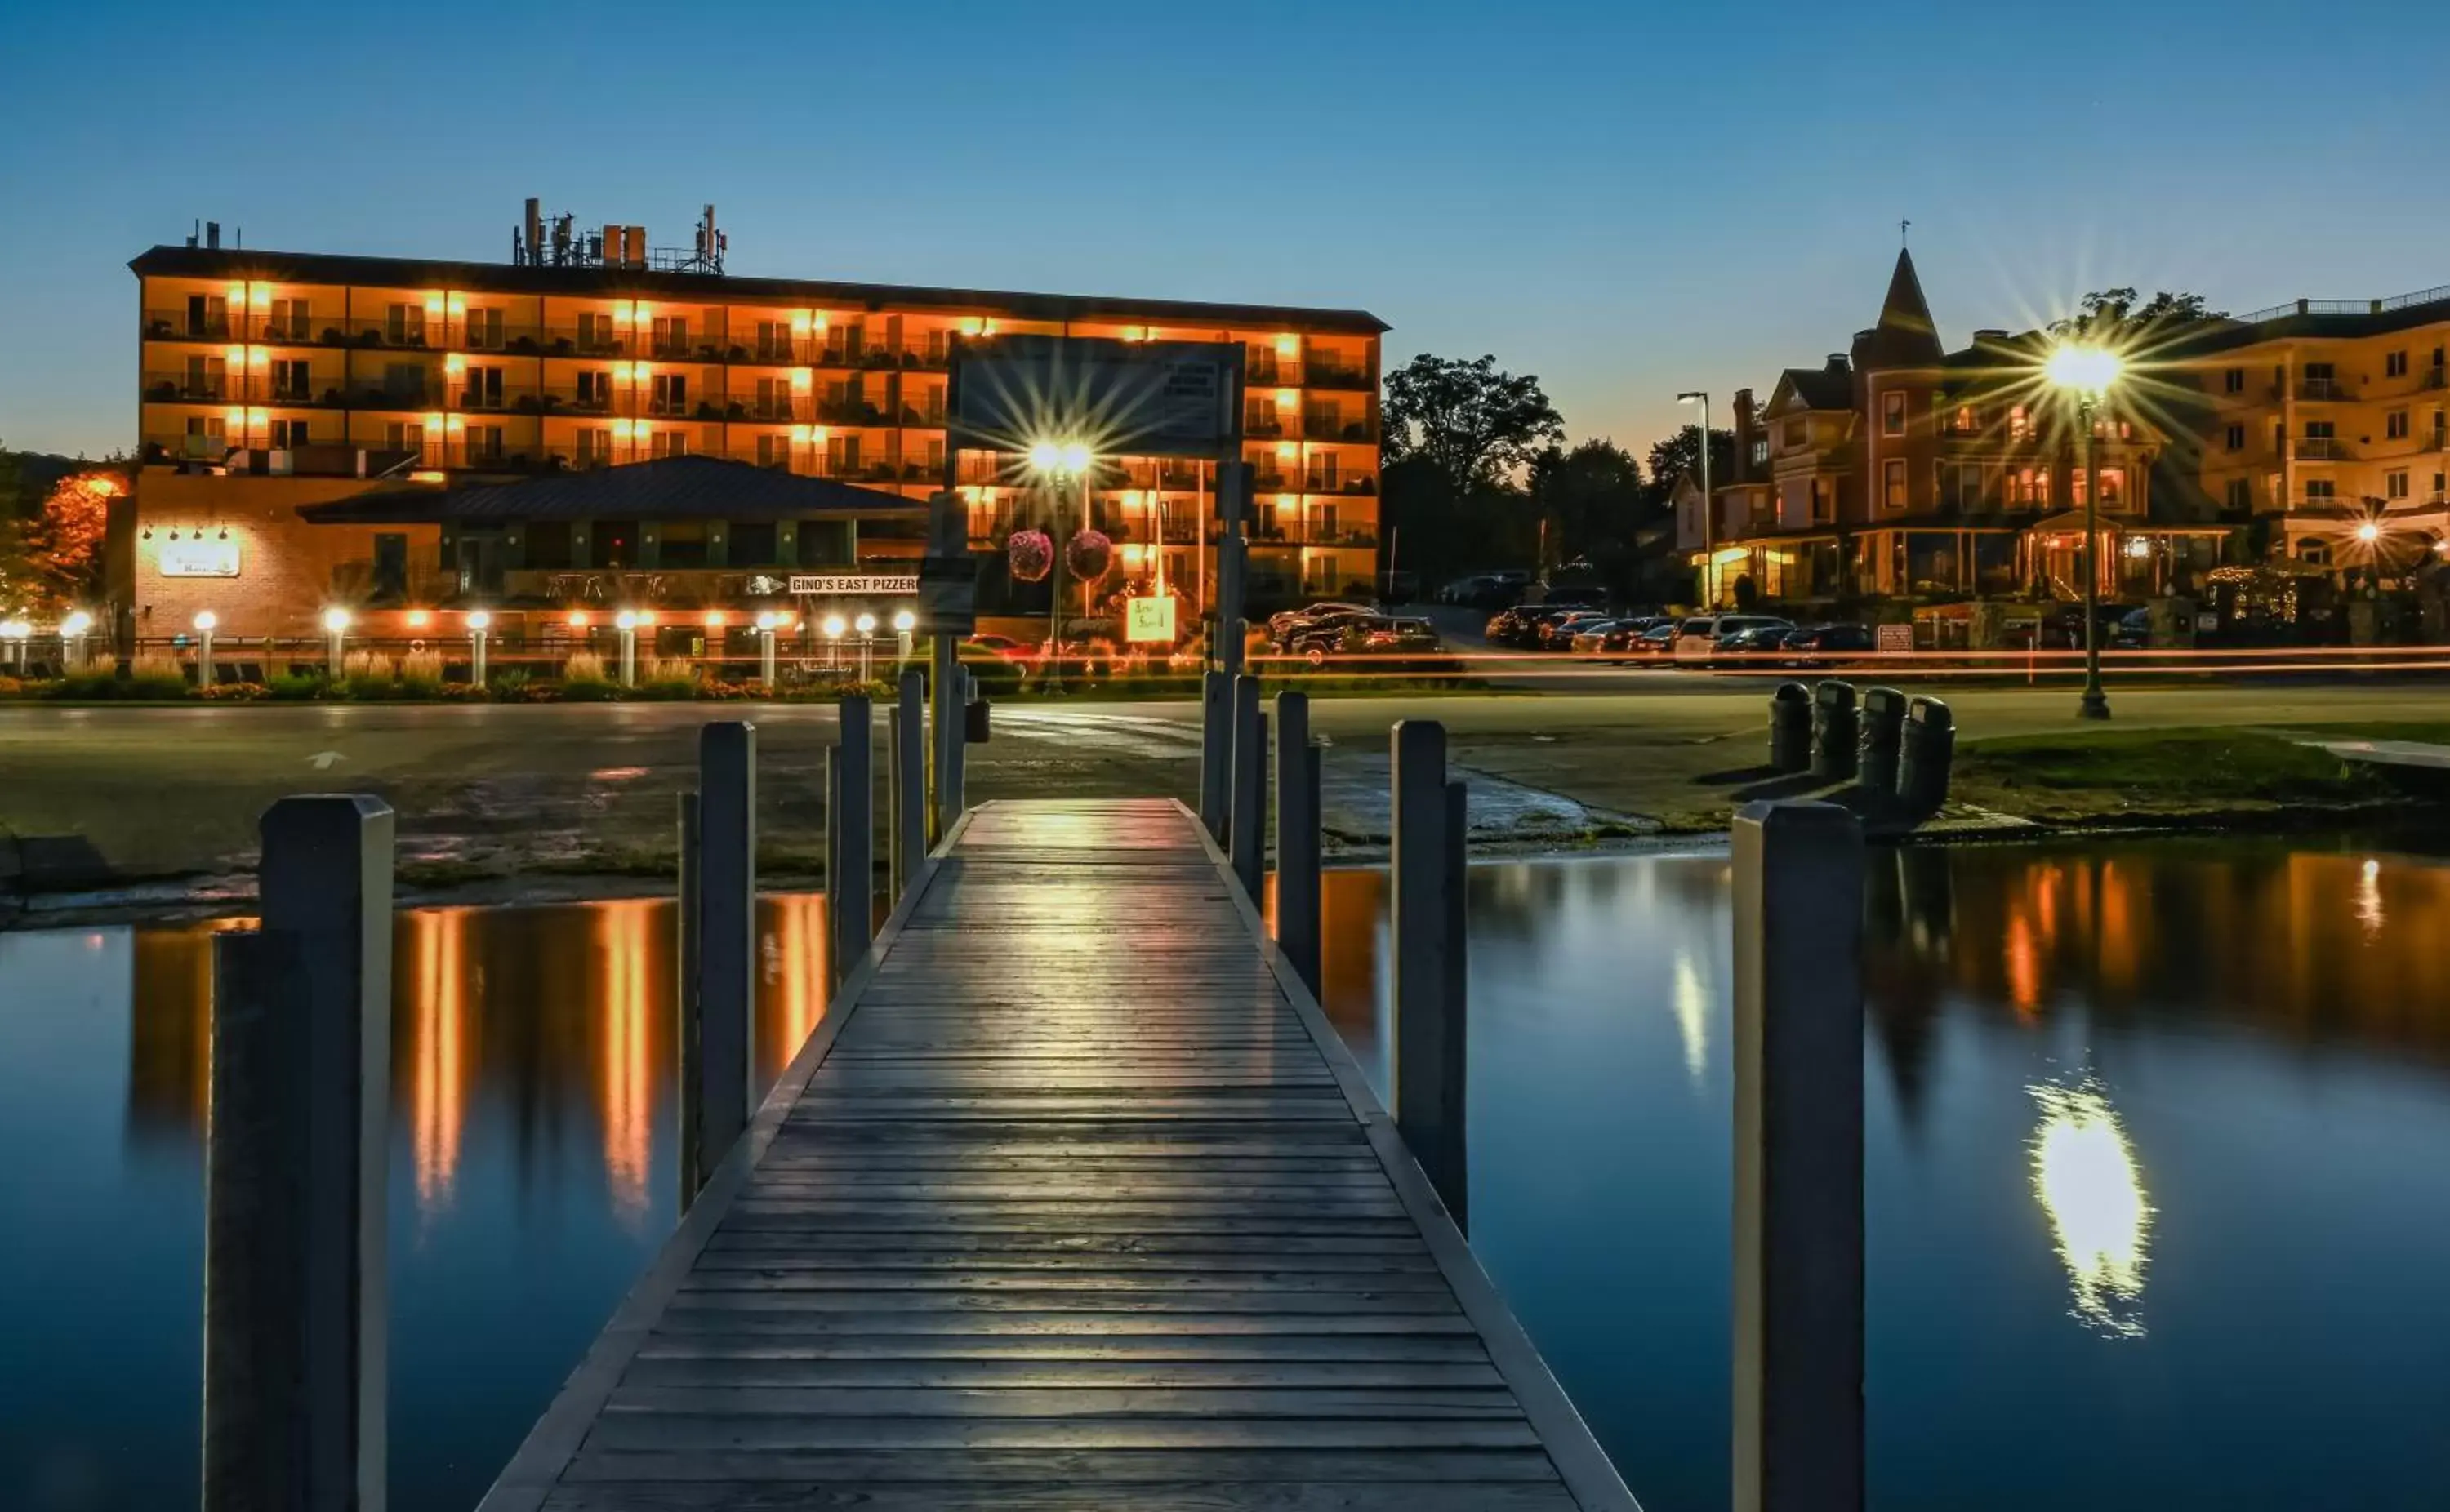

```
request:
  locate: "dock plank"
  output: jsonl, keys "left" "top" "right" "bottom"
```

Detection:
{"left": 481, "top": 798, "right": 1637, "bottom": 1512}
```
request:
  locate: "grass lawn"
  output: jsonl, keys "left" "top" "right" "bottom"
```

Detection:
{"left": 1950, "top": 723, "right": 2450, "bottom": 825}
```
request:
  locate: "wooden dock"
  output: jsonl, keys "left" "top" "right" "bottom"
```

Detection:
{"left": 482, "top": 797, "right": 1637, "bottom": 1511}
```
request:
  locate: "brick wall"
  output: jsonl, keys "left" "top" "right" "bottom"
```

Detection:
{"left": 125, "top": 469, "right": 441, "bottom": 640}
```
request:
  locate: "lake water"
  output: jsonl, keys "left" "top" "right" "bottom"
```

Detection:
{"left": 5, "top": 840, "right": 2449, "bottom": 1510}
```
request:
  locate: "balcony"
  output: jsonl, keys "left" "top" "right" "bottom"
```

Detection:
{"left": 1303, "top": 359, "right": 1372, "bottom": 390}
{"left": 2283, "top": 378, "right": 2356, "bottom": 402}
{"left": 141, "top": 371, "right": 231, "bottom": 402}
{"left": 1304, "top": 474, "right": 1379, "bottom": 496}
{"left": 1300, "top": 416, "right": 1379, "bottom": 445}
{"left": 2294, "top": 437, "right": 2354, "bottom": 461}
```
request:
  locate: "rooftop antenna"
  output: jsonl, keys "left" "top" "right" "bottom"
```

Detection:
{"left": 1900, "top": 218, "right": 1911, "bottom": 247}
{"left": 186, "top": 218, "right": 200, "bottom": 249}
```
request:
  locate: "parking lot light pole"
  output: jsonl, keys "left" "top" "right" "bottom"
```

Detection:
{"left": 1678, "top": 390, "right": 1712, "bottom": 607}
{"left": 195, "top": 611, "right": 218, "bottom": 686}
{"left": 855, "top": 611, "right": 877, "bottom": 683}
{"left": 466, "top": 610, "right": 490, "bottom": 688}
{"left": 322, "top": 607, "right": 351, "bottom": 681}
{"left": 2044, "top": 343, "right": 2124, "bottom": 722}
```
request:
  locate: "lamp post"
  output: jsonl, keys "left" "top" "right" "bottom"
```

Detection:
{"left": 1029, "top": 439, "right": 1093, "bottom": 691}
{"left": 755, "top": 610, "right": 780, "bottom": 687}
{"left": 614, "top": 609, "right": 639, "bottom": 687}
{"left": 855, "top": 611, "right": 877, "bottom": 683}
{"left": 195, "top": 610, "right": 218, "bottom": 686}
{"left": 0, "top": 618, "right": 29, "bottom": 674}
{"left": 893, "top": 607, "right": 916, "bottom": 668}
{"left": 466, "top": 610, "right": 491, "bottom": 688}
{"left": 59, "top": 609, "right": 92, "bottom": 670}
{"left": 322, "top": 607, "right": 350, "bottom": 681}
{"left": 2044, "top": 343, "right": 2124, "bottom": 720}
{"left": 1678, "top": 390, "right": 1712, "bottom": 606}
{"left": 822, "top": 612, "right": 846, "bottom": 677}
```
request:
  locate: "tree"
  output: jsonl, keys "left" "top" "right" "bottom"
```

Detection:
{"left": 1527, "top": 440, "right": 1650, "bottom": 589}
{"left": 2051, "top": 287, "right": 2226, "bottom": 342}
{"left": 30, "top": 473, "right": 114, "bottom": 603}
{"left": 1642, "top": 424, "right": 1736, "bottom": 509}
{"left": 1381, "top": 354, "right": 1564, "bottom": 492}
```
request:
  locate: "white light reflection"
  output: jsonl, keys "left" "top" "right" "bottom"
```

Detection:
{"left": 1669, "top": 952, "right": 1709, "bottom": 1087}
{"left": 2029, "top": 1077, "right": 2154, "bottom": 1339}
{"left": 2355, "top": 857, "right": 2385, "bottom": 941}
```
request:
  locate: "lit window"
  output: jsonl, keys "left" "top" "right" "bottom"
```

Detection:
{"left": 1882, "top": 458, "right": 1908, "bottom": 509}
{"left": 2387, "top": 469, "right": 2411, "bottom": 500}
{"left": 1881, "top": 391, "right": 1908, "bottom": 437}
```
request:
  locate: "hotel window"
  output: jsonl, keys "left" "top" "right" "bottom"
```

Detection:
{"left": 755, "top": 377, "right": 791, "bottom": 420}
{"left": 2305, "top": 478, "right": 2336, "bottom": 501}
{"left": 1881, "top": 391, "right": 1907, "bottom": 437}
{"left": 1882, "top": 458, "right": 1907, "bottom": 509}
{"left": 2387, "top": 469, "right": 2411, "bottom": 500}
{"left": 383, "top": 362, "right": 426, "bottom": 403}
{"left": 755, "top": 321, "right": 795, "bottom": 362}
{"left": 2387, "top": 351, "right": 2409, "bottom": 379}
{"left": 2223, "top": 367, "right": 2245, "bottom": 394}
{"left": 2011, "top": 467, "right": 2049, "bottom": 506}
{"left": 1749, "top": 437, "right": 1768, "bottom": 468}
{"left": 652, "top": 373, "right": 689, "bottom": 416}
{"left": 385, "top": 303, "right": 425, "bottom": 345}
{"left": 755, "top": 433, "right": 794, "bottom": 469}
{"left": 464, "top": 424, "right": 504, "bottom": 462}
{"left": 2387, "top": 409, "right": 2410, "bottom": 440}
{"left": 463, "top": 308, "right": 506, "bottom": 350}
{"left": 462, "top": 365, "right": 505, "bottom": 409}
{"left": 1948, "top": 405, "right": 1976, "bottom": 434}
{"left": 596, "top": 521, "right": 640, "bottom": 568}
{"left": 659, "top": 520, "right": 709, "bottom": 567}
{"left": 384, "top": 421, "right": 426, "bottom": 456}
{"left": 185, "top": 292, "right": 229, "bottom": 337}
{"left": 1245, "top": 397, "right": 1281, "bottom": 436}
{"left": 270, "top": 418, "right": 310, "bottom": 449}
{"left": 2097, "top": 468, "right": 2126, "bottom": 508}
{"left": 271, "top": 359, "right": 312, "bottom": 400}
{"left": 268, "top": 298, "right": 310, "bottom": 340}
{"left": 650, "top": 429, "right": 689, "bottom": 459}
{"left": 578, "top": 311, "right": 617, "bottom": 354}
{"left": 1942, "top": 464, "right": 1984, "bottom": 509}
{"left": 2009, "top": 404, "right": 2032, "bottom": 441}
{"left": 2225, "top": 424, "right": 2246, "bottom": 451}
{"left": 1809, "top": 478, "right": 1833, "bottom": 523}
{"left": 730, "top": 521, "right": 779, "bottom": 565}
{"left": 525, "top": 521, "right": 574, "bottom": 569}
{"left": 576, "top": 427, "right": 612, "bottom": 466}
{"left": 2225, "top": 478, "right": 2252, "bottom": 511}
{"left": 577, "top": 371, "right": 611, "bottom": 410}
{"left": 184, "top": 354, "right": 227, "bottom": 398}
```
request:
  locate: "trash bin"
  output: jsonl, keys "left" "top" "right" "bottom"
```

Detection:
{"left": 1857, "top": 686, "right": 1907, "bottom": 794}
{"left": 1898, "top": 696, "right": 1955, "bottom": 816}
{"left": 1768, "top": 683, "right": 1811, "bottom": 772}
{"left": 965, "top": 697, "right": 991, "bottom": 744}
{"left": 1810, "top": 680, "right": 1858, "bottom": 781}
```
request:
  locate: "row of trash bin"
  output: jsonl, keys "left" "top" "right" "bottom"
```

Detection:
{"left": 1768, "top": 681, "right": 1953, "bottom": 816}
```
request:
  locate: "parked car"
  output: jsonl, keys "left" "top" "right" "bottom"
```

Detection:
{"left": 2110, "top": 607, "right": 2152, "bottom": 650}
{"left": 1598, "top": 616, "right": 1668, "bottom": 655}
{"left": 1567, "top": 620, "right": 1627, "bottom": 654}
{"left": 1781, "top": 622, "right": 1877, "bottom": 657}
{"left": 1539, "top": 611, "right": 1615, "bottom": 650}
{"left": 1297, "top": 614, "right": 1442, "bottom": 665}
{"left": 1624, "top": 622, "right": 1682, "bottom": 657}
{"left": 1284, "top": 610, "right": 1379, "bottom": 658}
{"left": 962, "top": 633, "right": 1033, "bottom": 661}
{"left": 1484, "top": 607, "right": 1534, "bottom": 644}
{"left": 1675, "top": 614, "right": 1793, "bottom": 660}
{"left": 1269, "top": 600, "right": 1374, "bottom": 644}
{"left": 1714, "top": 624, "right": 1796, "bottom": 656}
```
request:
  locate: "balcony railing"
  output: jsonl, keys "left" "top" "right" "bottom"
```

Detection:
{"left": 2285, "top": 378, "right": 2356, "bottom": 402}
{"left": 2295, "top": 437, "right": 2354, "bottom": 460}
{"left": 1303, "top": 360, "right": 1372, "bottom": 389}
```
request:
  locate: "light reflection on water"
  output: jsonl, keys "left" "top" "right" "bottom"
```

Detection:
{"left": 4, "top": 839, "right": 2450, "bottom": 1510}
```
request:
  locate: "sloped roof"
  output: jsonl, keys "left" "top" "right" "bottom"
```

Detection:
{"left": 1852, "top": 250, "right": 1947, "bottom": 369}
{"left": 1775, "top": 366, "right": 1855, "bottom": 411}
{"left": 296, "top": 456, "right": 924, "bottom": 524}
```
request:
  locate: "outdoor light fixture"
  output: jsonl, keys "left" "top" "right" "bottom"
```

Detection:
{"left": 193, "top": 611, "right": 217, "bottom": 632}
{"left": 703, "top": 610, "right": 726, "bottom": 629}
{"left": 1028, "top": 440, "right": 1062, "bottom": 472}
{"left": 566, "top": 609, "right": 590, "bottom": 629}
{"left": 615, "top": 610, "right": 639, "bottom": 631}
{"left": 2123, "top": 537, "right": 2152, "bottom": 560}
{"left": 322, "top": 607, "right": 350, "bottom": 681}
{"left": 466, "top": 611, "right": 492, "bottom": 631}
{"left": 59, "top": 610, "right": 92, "bottom": 637}
{"left": 466, "top": 611, "right": 492, "bottom": 687}
{"left": 822, "top": 614, "right": 847, "bottom": 638}
{"left": 853, "top": 612, "right": 876, "bottom": 634}
{"left": 2044, "top": 342, "right": 2127, "bottom": 721}
{"left": 754, "top": 611, "right": 779, "bottom": 632}
{"left": 406, "top": 609, "right": 431, "bottom": 629}
{"left": 892, "top": 609, "right": 916, "bottom": 634}
{"left": 2355, "top": 523, "right": 2382, "bottom": 544}
{"left": 323, "top": 608, "right": 352, "bottom": 634}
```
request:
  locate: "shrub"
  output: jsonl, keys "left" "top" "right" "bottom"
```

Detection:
{"left": 398, "top": 649, "right": 446, "bottom": 697}
{"left": 268, "top": 671, "right": 325, "bottom": 700}
{"left": 201, "top": 681, "right": 269, "bottom": 701}
{"left": 491, "top": 668, "right": 540, "bottom": 701}
{"left": 341, "top": 650, "right": 396, "bottom": 683}
{"left": 131, "top": 653, "right": 185, "bottom": 682}
{"left": 559, "top": 651, "right": 619, "bottom": 701}
{"left": 636, "top": 656, "right": 701, "bottom": 700}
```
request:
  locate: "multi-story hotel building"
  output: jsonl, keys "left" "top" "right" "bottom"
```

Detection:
{"left": 120, "top": 215, "right": 1385, "bottom": 639}
{"left": 1691, "top": 251, "right": 2450, "bottom": 609}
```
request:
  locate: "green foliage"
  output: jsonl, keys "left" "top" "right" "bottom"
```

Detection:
{"left": 1380, "top": 354, "right": 1563, "bottom": 491}
{"left": 558, "top": 674, "right": 620, "bottom": 702}
{"left": 51, "top": 669, "right": 188, "bottom": 700}
{"left": 2049, "top": 287, "right": 2226, "bottom": 341}
{"left": 267, "top": 671, "right": 325, "bottom": 700}
{"left": 1642, "top": 424, "right": 1738, "bottom": 508}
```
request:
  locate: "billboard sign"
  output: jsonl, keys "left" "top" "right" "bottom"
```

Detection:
{"left": 947, "top": 335, "right": 1244, "bottom": 461}
{"left": 787, "top": 573, "right": 919, "bottom": 595}
{"left": 158, "top": 538, "right": 242, "bottom": 577}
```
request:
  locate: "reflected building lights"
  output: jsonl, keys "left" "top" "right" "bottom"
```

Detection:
{"left": 407, "top": 909, "right": 470, "bottom": 1216}
{"left": 2356, "top": 857, "right": 2385, "bottom": 941}
{"left": 2029, "top": 1078, "right": 2154, "bottom": 1339}
{"left": 596, "top": 901, "right": 654, "bottom": 1223}
{"left": 1669, "top": 951, "right": 1709, "bottom": 1087}
{"left": 766, "top": 896, "right": 826, "bottom": 1073}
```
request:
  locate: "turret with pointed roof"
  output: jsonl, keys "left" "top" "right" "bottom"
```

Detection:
{"left": 1851, "top": 247, "right": 1946, "bottom": 369}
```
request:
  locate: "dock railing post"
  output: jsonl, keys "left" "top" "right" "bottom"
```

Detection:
{"left": 696, "top": 721, "right": 755, "bottom": 1177}
{"left": 893, "top": 669, "right": 925, "bottom": 898}
{"left": 837, "top": 692, "right": 875, "bottom": 974}
{"left": 1731, "top": 799, "right": 1865, "bottom": 1512}
{"left": 930, "top": 636, "right": 959, "bottom": 844}
{"left": 1200, "top": 669, "right": 1229, "bottom": 840}
{"left": 1229, "top": 673, "right": 1265, "bottom": 899}
{"left": 1273, "top": 690, "right": 1321, "bottom": 994}
{"left": 675, "top": 790, "right": 706, "bottom": 1207}
{"left": 1390, "top": 718, "right": 1468, "bottom": 1230}
{"left": 204, "top": 794, "right": 394, "bottom": 1512}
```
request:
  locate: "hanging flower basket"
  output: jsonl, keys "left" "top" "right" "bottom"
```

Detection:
{"left": 1067, "top": 528, "right": 1113, "bottom": 583}
{"left": 1007, "top": 528, "right": 1053, "bottom": 583}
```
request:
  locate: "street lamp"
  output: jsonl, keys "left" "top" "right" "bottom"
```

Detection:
{"left": 893, "top": 607, "right": 916, "bottom": 667}
{"left": 854, "top": 611, "right": 877, "bottom": 683}
{"left": 1028, "top": 439, "right": 1094, "bottom": 690}
{"left": 322, "top": 607, "right": 351, "bottom": 680}
{"left": 194, "top": 610, "right": 218, "bottom": 685}
{"left": 466, "top": 609, "right": 492, "bottom": 688}
{"left": 1677, "top": 391, "right": 1712, "bottom": 607}
{"left": 2044, "top": 342, "right": 2124, "bottom": 720}
{"left": 822, "top": 611, "right": 846, "bottom": 676}
{"left": 0, "top": 618, "right": 29, "bottom": 674}
{"left": 59, "top": 609, "right": 92, "bottom": 670}
{"left": 614, "top": 608, "right": 639, "bottom": 687}
{"left": 754, "top": 609, "right": 780, "bottom": 687}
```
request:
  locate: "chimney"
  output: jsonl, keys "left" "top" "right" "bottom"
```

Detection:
{"left": 1731, "top": 388, "right": 1757, "bottom": 483}
{"left": 1825, "top": 354, "right": 1849, "bottom": 373}
{"left": 205, "top": 220, "right": 220, "bottom": 250}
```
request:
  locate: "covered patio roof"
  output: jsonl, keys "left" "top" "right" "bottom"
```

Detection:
{"left": 296, "top": 456, "right": 925, "bottom": 526}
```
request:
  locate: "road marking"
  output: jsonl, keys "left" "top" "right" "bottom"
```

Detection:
{"left": 307, "top": 750, "right": 345, "bottom": 770}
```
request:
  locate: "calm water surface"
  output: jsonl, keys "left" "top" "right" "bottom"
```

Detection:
{"left": 5, "top": 839, "right": 2449, "bottom": 1510}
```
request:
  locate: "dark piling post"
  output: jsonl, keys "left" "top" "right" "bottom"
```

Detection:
{"left": 1856, "top": 687, "right": 1907, "bottom": 795}
{"left": 696, "top": 722, "right": 755, "bottom": 1172}
{"left": 1273, "top": 690, "right": 1322, "bottom": 995}
{"left": 1391, "top": 719, "right": 1468, "bottom": 1229}
{"left": 1810, "top": 680, "right": 1859, "bottom": 781}
{"left": 1230, "top": 673, "right": 1266, "bottom": 899}
{"left": 1768, "top": 682, "right": 1811, "bottom": 772}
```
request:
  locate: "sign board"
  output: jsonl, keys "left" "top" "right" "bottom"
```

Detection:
{"left": 916, "top": 490, "right": 980, "bottom": 635}
{"left": 788, "top": 573, "right": 918, "bottom": 595}
{"left": 1124, "top": 596, "right": 1178, "bottom": 644}
{"left": 158, "top": 537, "right": 241, "bottom": 578}
{"left": 947, "top": 335, "right": 1244, "bottom": 461}
{"left": 1875, "top": 623, "right": 1913, "bottom": 653}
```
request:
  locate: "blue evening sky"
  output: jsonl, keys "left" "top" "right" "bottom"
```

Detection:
{"left": 2, "top": 0, "right": 2440, "bottom": 462}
